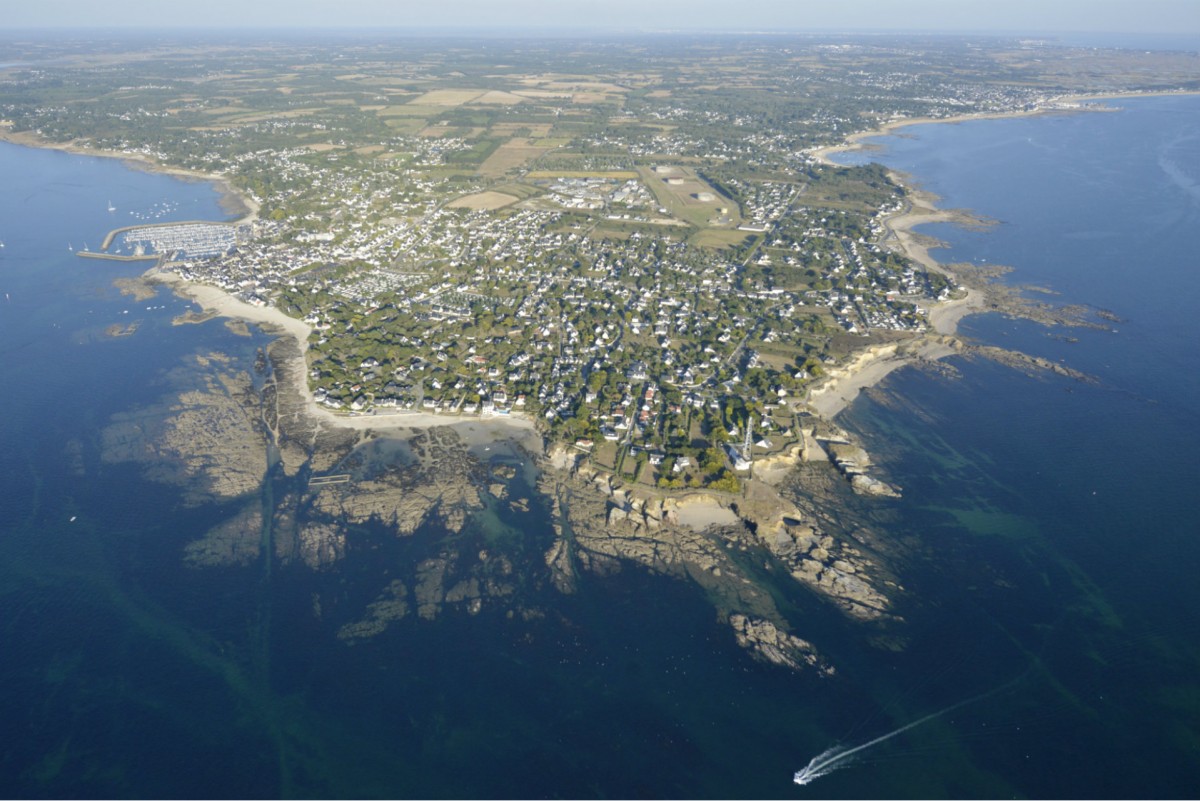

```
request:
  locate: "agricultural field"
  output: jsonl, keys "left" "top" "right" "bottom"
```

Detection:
{"left": 477, "top": 137, "right": 557, "bottom": 177}
{"left": 447, "top": 191, "right": 520, "bottom": 210}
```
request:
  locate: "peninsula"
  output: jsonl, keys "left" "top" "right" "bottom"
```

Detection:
{"left": 5, "top": 32, "right": 1197, "bottom": 670}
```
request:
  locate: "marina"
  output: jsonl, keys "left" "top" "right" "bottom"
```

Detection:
{"left": 93, "top": 220, "right": 247, "bottom": 259}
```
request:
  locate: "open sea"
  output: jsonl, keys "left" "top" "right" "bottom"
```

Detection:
{"left": 1, "top": 93, "right": 1199, "bottom": 799}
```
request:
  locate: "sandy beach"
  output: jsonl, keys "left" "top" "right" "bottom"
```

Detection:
{"left": 810, "top": 108, "right": 1055, "bottom": 168}
{"left": 151, "top": 268, "right": 542, "bottom": 451}
{"left": 810, "top": 99, "right": 1118, "bottom": 168}
{"left": 876, "top": 182, "right": 989, "bottom": 336}
{"left": 0, "top": 126, "right": 537, "bottom": 450}
{"left": 807, "top": 339, "right": 956, "bottom": 419}
{"left": 794, "top": 96, "right": 1146, "bottom": 417}
{"left": 671, "top": 495, "right": 741, "bottom": 531}
{"left": 811, "top": 90, "right": 1200, "bottom": 168}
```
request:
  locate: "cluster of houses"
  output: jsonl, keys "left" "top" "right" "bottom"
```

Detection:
{"left": 160, "top": 143, "right": 951, "bottom": 455}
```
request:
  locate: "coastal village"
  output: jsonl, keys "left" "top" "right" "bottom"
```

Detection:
{"left": 2, "top": 31, "right": 1198, "bottom": 690}
{"left": 3, "top": 25, "right": 1200, "bottom": 801}
{"left": 3, "top": 37, "right": 1193, "bottom": 499}
{"left": 144, "top": 148, "right": 949, "bottom": 494}
{"left": 6, "top": 35, "right": 1177, "bottom": 494}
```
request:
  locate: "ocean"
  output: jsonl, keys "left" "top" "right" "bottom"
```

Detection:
{"left": 828, "top": 93, "right": 1200, "bottom": 797}
{"left": 1, "top": 92, "right": 1199, "bottom": 799}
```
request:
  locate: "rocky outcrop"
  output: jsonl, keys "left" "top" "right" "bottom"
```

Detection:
{"left": 415, "top": 557, "right": 451, "bottom": 619}
{"left": 851, "top": 474, "right": 902, "bottom": 498}
{"left": 544, "top": 528, "right": 577, "bottom": 594}
{"left": 542, "top": 467, "right": 786, "bottom": 625}
{"left": 966, "top": 344, "right": 1099, "bottom": 384}
{"left": 765, "top": 517, "right": 893, "bottom": 621}
{"left": 821, "top": 431, "right": 902, "bottom": 498}
{"left": 537, "top": 457, "right": 898, "bottom": 673}
{"left": 184, "top": 501, "right": 263, "bottom": 567}
{"left": 750, "top": 442, "right": 807, "bottom": 485}
{"left": 113, "top": 275, "right": 159, "bottom": 301}
{"left": 308, "top": 427, "right": 484, "bottom": 535}
{"left": 265, "top": 336, "right": 359, "bottom": 476}
{"left": 410, "top": 548, "right": 517, "bottom": 621}
{"left": 544, "top": 447, "right": 898, "bottom": 628}
{"left": 101, "top": 353, "right": 267, "bottom": 504}
{"left": 296, "top": 522, "right": 346, "bottom": 570}
{"left": 729, "top": 614, "right": 834, "bottom": 676}
{"left": 337, "top": 580, "right": 411, "bottom": 642}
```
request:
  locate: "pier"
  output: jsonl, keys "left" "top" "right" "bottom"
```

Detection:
{"left": 76, "top": 250, "right": 161, "bottom": 263}
{"left": 308, "top": 474, "right": 351, "bottom": 487}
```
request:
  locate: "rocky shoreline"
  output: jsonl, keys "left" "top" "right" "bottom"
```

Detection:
{"left": 97, "top": 329, "right": 918, "bottom": 675}
{"left": 87, "top": 101, "right": 1121, "bottom": 678}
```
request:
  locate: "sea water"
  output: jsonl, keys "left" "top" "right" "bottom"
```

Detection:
{"left": 0, "top": 142, "right": 843, "bottom": 798}
{"left": 826, "top": 94, "right": 1200, "bottom": 797}
{"left": 2, "top": 93, "right": 1200, "bottom": 799}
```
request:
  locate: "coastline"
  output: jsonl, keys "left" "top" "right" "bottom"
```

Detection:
{"left": 799, "top": 90, "right": 1179, "bottom": 417}
{"left": 0, "top": 128, "right": 259, "bottom": 224}
{"left": 795, "top": 95, "right": 1155, "bottom": 417}
{"left": 803, "top": 180, "right": 977, "bottom": 418}
{"left": 0, "top": 130, "right": 535, "bottom": 448}
{"left": 0, "top": 98, "right": 1158, "bottom": 436}
{"left": 0, "top": 113, "right": 994, "bottom": 435}
{"left": 807, "top": 338, "right": 957, "bottom": 419}
{"left": 809, "top": 90, "right": 1200, "bottom": 168}
{"left": 149, "top": 268, "right": 542, "bottom": 450}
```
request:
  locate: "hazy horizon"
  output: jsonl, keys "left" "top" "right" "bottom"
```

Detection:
{"left": 3, "top": 0, "right": 1198, "bottom": 35}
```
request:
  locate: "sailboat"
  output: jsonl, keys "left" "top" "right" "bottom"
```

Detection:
{"left": 107, "top": 200, "right": 116, "bottom": 213}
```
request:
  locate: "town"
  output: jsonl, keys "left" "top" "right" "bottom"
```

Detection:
{"left": 163, "top": 152, "right": 948, "bottom": 494}
{"left": 4, "top": 35, "right": 1195, "bottom": 493}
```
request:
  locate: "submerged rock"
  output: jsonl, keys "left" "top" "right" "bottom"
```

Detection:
{"left": 101, "top": 353, "right": 267, "bottom": 505}
{"left": 297, "top": 522, "right": 346, "bottom": 570}
{"left": 337, "top": 580, "right": 411, "bottom": 643}
{"left": 184, "top": 502, "right": 262, "bottom": 567}
{"left": 851, "top": 474, "right": 902, "bottom": 498}
{"left": 308, "top": 427, "right": 484, "bottom": 535}
{"left": 729, "top": 614, "right": 834, "bottom": 676}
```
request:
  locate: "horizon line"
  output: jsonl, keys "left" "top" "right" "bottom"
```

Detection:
{"left": 2, "top": 26, "right": 1196, "bottom": 38}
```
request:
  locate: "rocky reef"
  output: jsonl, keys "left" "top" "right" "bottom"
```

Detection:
{"left": 307, "top": 426, "right": 484, "bottom": 535}
{"left": 819, "top": 434, "right": 903, "bottom": 498}
{"left": 536, "top": 441, "right": 903, "bottom": 671}
{"left": 101, "top": 352, "right": 268, "bottom": 505}
{"left": 729, "top": 615, "right": 833, "bottom": 676}
{"left": 184, "top": 501, "right": 263, "bottom": 567}
{"left": 99, "top": 336, "right": 911, "bottom": 676}
{"left": 337, "top": 579, "right": 410, "bottom": 642}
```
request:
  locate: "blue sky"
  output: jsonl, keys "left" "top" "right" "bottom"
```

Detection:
{"left": 3, "top": 0, "right": 1198, "bottom": 34}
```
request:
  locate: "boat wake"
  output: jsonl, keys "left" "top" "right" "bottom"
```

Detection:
{"left": 793, "top": 673, "right": 1025, "bottom": 786}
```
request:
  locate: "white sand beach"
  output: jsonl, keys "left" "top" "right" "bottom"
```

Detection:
{"left": 152, "top": 269, "right": 542, "bottom": 450}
